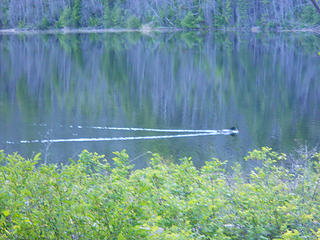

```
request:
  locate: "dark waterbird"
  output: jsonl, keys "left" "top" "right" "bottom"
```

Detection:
{"left": 229, "top": 127, "right": 239, "bottom": 136}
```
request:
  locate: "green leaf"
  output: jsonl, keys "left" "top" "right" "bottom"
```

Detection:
{"left": 117, "top": 232, "right": 126, "bottom": 240}
{"left": 3, "top": 210, "right": 10, "bottom": 216}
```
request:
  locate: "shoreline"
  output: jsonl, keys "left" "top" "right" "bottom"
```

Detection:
{"left": 0, "top": 27, "right": 319, "bottom": 35}
{"left": 0, "top": 27, "right": 183, "bottom": 35}
{"left": 280, "top": 27, "right": 320, "bottom": 34}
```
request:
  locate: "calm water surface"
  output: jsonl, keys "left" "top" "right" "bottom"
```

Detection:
{"left": 0, "top": 32, "right": 319, "bottom": 167}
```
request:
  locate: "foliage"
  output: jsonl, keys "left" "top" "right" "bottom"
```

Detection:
{"left": 1, "top": 148, "right": 320, "bottom": 239}
{"left": 17, "top": 21, "right": 25, "bottom": 29}
{"left": 181, "top": 11, "right": 198, "bottom": 29}
{"left": 104, "top": 6, "right": 125, "bottom": 28}
{"left": 297, "top": 5, "right": 320, "bottom": 25}
{"left": 127, "top": 15, "right": 141, "bottom": 29}
{"left": 1, "top": 0, "right": 320, "bottom": 29}
{"left": 71, "top": 0, "right": 82, "bottom": 27}
{"left": 111, "top": 7, "right": 124, "bottom": 27}
{"left": 89, "top": 17, "right": 101, "bottom": 27}
{"left": 56, "top": 7, "right": 72, "bottom": 28}
{"left": 0, "top": 1, "right": 9, "bottom": 29}
{"left": 212, "top": 0, "right": 232, "bottom": 27}
{"left": 103, "top": 5, "right": 112, "bottom": 27}
{"left": 38, "top": 17, "right": 50, "bottom": 30}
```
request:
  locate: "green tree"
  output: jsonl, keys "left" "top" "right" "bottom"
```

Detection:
{"left": 56, "top": 7, "right": 72, "bottom": 28}
{"left": 71, "top": 0, "right": 82, "bottom": 27}
{"left": 111, "top": 7, "right": 123, "bottom": 27}
{"left": 103, "top": 5, "right": 112, "bottom": 27}
{"left": 309, "top": 0, "right": 320, "bottom": 15}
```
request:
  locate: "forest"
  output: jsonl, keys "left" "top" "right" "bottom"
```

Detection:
{"left": 0, "top": 0, "right": 320, "bottom": 30}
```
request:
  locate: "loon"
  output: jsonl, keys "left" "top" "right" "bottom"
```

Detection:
{"left": 229, "top": 127, "right": 239, "bottom": 136}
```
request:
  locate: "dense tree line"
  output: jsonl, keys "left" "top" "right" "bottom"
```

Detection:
{"left": 0, "top": 0, "right": 320, "bottom": 30}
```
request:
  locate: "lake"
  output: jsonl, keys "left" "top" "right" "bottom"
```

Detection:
{"left": 0, "top": 31, "right": 319, "bottom": 167}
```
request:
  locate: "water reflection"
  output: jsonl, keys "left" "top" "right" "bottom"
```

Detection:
{"left": 0, "top": 32, "right": 319, "bottom": 166}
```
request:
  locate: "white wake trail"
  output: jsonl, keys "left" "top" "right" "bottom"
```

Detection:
{"left": 6, "top": 130, "right": 237, "bottom": 144}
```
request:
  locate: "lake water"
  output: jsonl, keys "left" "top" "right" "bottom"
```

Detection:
{"left": 0, "top": 32, "right": 319, "bottom": 167}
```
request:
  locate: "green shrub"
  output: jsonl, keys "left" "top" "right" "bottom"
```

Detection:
{"left": 89, "top": 17, "right": 100, "bottom": 27}
{"left": 180, "top": 10, "right": 205, "bottom": 29}
{"left": 0, "top": 148, "right": 320, "bottom": 239}
{"left": 18, "top": 20, "right": 25, "bottom": 29}
{"left": 104, "top": 6, "right": 124, "bottom": 28}
{"left": 38, "top": 17, "right": 50, "bottom": 30}
{"left": 181, "top": 11, "right": 198, "bottom": 29}
{"left": 127, "top": 15, "right": 141, "bottom": 29}
{"left": 0, "top": 12, "right": 8, "bottom": 29}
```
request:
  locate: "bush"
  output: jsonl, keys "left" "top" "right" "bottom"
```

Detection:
{"left": 89, "top": 17, "right": 101, "bottom": 27}
{"left": 38, "top": 17, "right": 50, "bottom": 30}
{"left": 127, "top": 15, "right": 141, "bottom": 29}
{"left": 181, "top": 11, "right": 205, "bottom": 29}
{"left": 0, "top": 148, "right": 320, "bottom": 239}
{"left": 103, "top": 7, "right": 124, "bottom": 28}
{"left": 18, "top": 21, "right": 25, "bottom": 29}
{"left": 181, "top": 11, "right": 198, "bottom": 29}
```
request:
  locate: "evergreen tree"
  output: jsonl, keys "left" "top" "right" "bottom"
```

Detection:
{"left": 71, "top": 0, "right": 82, "bottom": 27}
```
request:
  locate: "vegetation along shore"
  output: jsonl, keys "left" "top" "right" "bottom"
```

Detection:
{"left": 0, "top": 0, "right": 320, "bottom": 31}
{"left": 1, "top": 147, "right": 320, "bottom": 239}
